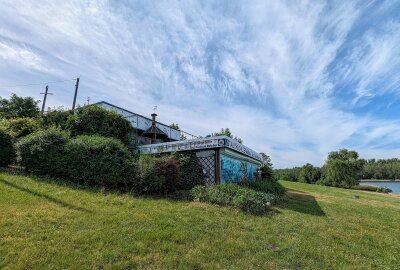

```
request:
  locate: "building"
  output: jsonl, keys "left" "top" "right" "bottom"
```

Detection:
{"left": 95, "top": 101, "right": 262, "bottom": 185}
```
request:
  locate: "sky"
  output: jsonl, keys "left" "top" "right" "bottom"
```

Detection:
{"left": 1, "top": 0, "right": 400, "bottom": 168}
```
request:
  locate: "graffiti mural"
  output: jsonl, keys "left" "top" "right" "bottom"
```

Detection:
{"left": 220, "top": 153, "right": 258, "bottom": 183}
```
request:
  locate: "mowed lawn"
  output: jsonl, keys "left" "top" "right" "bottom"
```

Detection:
{"left": 1, "top": 171, "right": 400, "bottom": 270}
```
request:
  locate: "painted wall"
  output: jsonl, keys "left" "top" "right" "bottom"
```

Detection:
{"left": 220, "top": 153, "right": 258, "bottom": 183}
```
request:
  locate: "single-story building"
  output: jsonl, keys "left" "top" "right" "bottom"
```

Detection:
{"left": 94, "top": 101, "right": 262, "bottom": 185}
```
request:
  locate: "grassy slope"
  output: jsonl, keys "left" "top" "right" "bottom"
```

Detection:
{"left": 1, "top": 172, "right": 400, "bottom": 270}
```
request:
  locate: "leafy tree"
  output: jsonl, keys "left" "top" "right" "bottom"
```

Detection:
{"left": 298, "top": 163, "right": 321, "bottom": 184}
{"left": 320, "top": 149, "right": 362, "bottom": 188}
{"left": 274, "top": 167, "right": 302, "bottom": 182}
{"left": 259, "top": 152, "right": 274, "bottom": 181}
{"left": 170, "top": 123, "right": 180, "bottom": 130}
{"left": 0, "top": 94, "right": 40, "bottom": 119}
{"left": 207, "top": 128, "right": 243, "bottom": 143}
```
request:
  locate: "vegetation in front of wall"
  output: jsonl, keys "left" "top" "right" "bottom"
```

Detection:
{"left": 0, "top": 129, "right": 15, "bottom": 167}
{"left": 136, "top": 153, "right": 204, "bottom": 195}
{"left": 191, "top": 184, "right": 276, "bottom": 215}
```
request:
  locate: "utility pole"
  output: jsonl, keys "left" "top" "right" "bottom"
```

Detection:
{"left": 72, "top": 77, "right": 79, "bottom": 110}
{"left": 40, "top": 85, "right": 52, "bottom": 115}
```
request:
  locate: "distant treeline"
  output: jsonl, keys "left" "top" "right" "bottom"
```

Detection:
{"left": 275, "top": 158, "right": 400, "bottom": 182}
{"left": 359, "top": 158, "right": 400, "bottom": 180}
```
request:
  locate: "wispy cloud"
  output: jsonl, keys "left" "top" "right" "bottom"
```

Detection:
{"left": 1, "top": 0, "right": 400, "bottom": 167}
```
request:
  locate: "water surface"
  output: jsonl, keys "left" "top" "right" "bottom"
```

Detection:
{"left": 360, "top": 181, "right": 400, "bottom": 194}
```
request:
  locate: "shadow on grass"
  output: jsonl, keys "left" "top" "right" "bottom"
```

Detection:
{"left": 276, "top": 189, "right": 326, "bottom": 216}
{"left": 0, "top": 178, "right": 93, "bottom": 213}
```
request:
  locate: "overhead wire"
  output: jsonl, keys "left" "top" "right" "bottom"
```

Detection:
{"left": 0, "top": 78, "right": 76, "bottom": 89}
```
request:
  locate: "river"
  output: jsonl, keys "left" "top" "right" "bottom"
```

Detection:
{"left": 360, "top": 181, "right": 400, "bottom": 194}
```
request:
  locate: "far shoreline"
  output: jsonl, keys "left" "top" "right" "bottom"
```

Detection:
{"left": 360, "top": 179, "right": 400, "bottom": 182}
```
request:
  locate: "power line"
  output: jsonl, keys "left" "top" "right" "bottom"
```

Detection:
{"left": 0, "top": 78, "right": 76, "bottom": 89}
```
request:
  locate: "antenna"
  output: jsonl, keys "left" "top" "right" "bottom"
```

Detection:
{"left": 153, "top": 105, "right": 157, "bottom": 114}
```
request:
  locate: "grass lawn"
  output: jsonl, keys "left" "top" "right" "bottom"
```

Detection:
{"left": 1, "top": 171, "right": 400, "bottom": 270}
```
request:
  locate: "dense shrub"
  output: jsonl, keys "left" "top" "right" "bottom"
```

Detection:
{"left": 68, "top": 106, "right": 134, "bottom": 146}
{"left": 248, "top": 180, "right": 285, "bottom": 198}
{"left": 0, "top": 117, "right": 39, "bottom": 139}
{"left": 64, "top": 136, "right": 137, "bottom": 189}
{"left": 191, "top": 184, "right": 274, "bottom": 215}
{"left": 233, "top": 189, "right": 274, "bottom": 215}
{"left": 174, "top": 152, "right": 204, "bottom": 190}
{"left": 40, "top": 110, "right": 72, "bottom": 130}
{"left": 136, "top": 155, "right": 170, "bottom": 195}
{"left": 16, "top": 129, "right": 69, "bottom": 175}
{"left": 0, "top": 129, "right": 15, "bottom": 166}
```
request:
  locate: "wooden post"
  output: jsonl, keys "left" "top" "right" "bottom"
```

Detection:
{"left": 72, "top": 77, "right": 79, "bottom": 110}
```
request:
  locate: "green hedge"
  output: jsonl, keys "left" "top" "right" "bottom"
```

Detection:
{"left": 191, "top": 184, "right": 275, "bottom": 215}
{"left": 16, "top": 129, "right": 69, "bottom": 175}
{"left": 64, "top": 135, "right": 137, "bottom": 189}
{"left": 16, "top": 130, "right": 137, "bottom": 190}
{"left": 0, "top": 117, "right": 39, "bottom": 139}
{"left": 68, "top": 106, "right": 134, "bottom": 146}
{"left": 0, "top": 129, "right": 15, "bottom": 167}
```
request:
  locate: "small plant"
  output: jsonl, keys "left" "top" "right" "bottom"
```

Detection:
{"left": 376, "top": 186, "right": 392, "bottom": 193}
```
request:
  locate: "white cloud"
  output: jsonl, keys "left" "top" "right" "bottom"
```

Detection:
{"left": 1, "top": 0, "right": 400, "bottom": 168}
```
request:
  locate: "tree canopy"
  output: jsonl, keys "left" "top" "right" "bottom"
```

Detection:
{"left": 207, "top": 128, "right": 243, "bottom": 143}
{"left": 0, "top": 93, "right": 40, "bottom": 119}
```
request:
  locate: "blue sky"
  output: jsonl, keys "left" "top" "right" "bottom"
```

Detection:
{"left": 1, "top": 0, "right": 400, "bottom": 168}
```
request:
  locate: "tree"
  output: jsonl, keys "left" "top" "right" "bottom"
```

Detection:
{"left": 259, "top": 152, "right": 274, "bottom": 181}
{"left": 170, "top": 123, "right": 180, "bottom": 130}
{"left": 299, "top": 163, "right": 321, "bottom": 184}
{"left": 207, "top": 128, "right": 243, "bottom": 143}
{"left": 320, "top": 149, "right": 362, "bottom": 188}
{"left": 0, "top": 94, "right": 40, "bottom": 119}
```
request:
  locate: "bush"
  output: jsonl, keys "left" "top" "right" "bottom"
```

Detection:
{"left": 16, "top": 129, "right": 69, "bottom": 175}
{"left": 233, "top": 189, "right": 273, "bottom": 215}
{"left": 68, "top": 106, "right": 134, "bottom": 146}
{"left": 174, "top": 152, "right": 204, "bottom": 190}
{"left": 376, "top": 186, "right": 392, "bottom": 193}
{"left": 0, "top": 129, "right": 15, "bottom": 166}
{"left": 191, "top": 184, "right": 274, "bottom": 215}
{"left": 40, "top": 110, "right": 72, "bottom": 130}
{"left": 64, "top": 135, "right": 137, "bottom": 189}
{"left": 136, "top": 155, "right": 169, "bottom": 195}
{"left": 0, "top": 117, "right": 39, "bottom": 139}
{"left": 248, "top": 180, "right": 285, "bottom": 198}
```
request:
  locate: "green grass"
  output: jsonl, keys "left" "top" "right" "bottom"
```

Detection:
{"left": 1, "top": 171, "right": 400, "bottom": 270}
